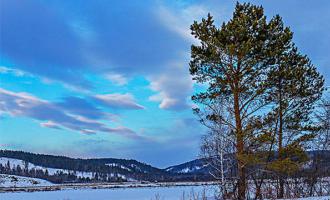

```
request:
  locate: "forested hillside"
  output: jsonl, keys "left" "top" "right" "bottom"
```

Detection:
{"left": 0, "top": 150, "right": 213, "bottom": 183}
{"left": 1, "top": 150, "right": 329, "bottom": 184}
{"left": 0, "top": 150, "right": 170, "bottom": 183}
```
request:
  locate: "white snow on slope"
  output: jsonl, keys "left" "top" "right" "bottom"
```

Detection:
{"left": 165, "top": 167, "right": 173, "bottom": 172}
{"left": 166, "top": 163, "right": 209, "bottom": 173}
{"left": 0, "top": 174, "right": 53, "bottom": 187}
{"left": 0, "top": 157, "right": 134, "bottom": 181}
{"left": 179, "top": 166, "right": 203, "bottom": 173}
{"left": 0, "top": 158, "right": 24, "bottom": 167}
{"left": 105, "top": 163, "right": 132, "bottom": 171}
{"left": 0, "top": 157, "right": 93, "bottom": 179}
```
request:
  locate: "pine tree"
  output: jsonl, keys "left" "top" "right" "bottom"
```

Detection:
{"left": 266, "top": 33, "right": 324, "bottom": 198}
{"left": 16, "top": 164, "right": 22, "bottom": 175}
{"left": 189, "top": 2, "right": 324, "bottom": 199}
{"left": 5, "top": 160, "right": 10, "bottom": 172}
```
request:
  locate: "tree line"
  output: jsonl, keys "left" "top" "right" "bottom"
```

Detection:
{"left": 0, "top": 160, "right": 127, "bottom": 183}
{"left": 0, "top": 150, "right": 212, "bottom": 183}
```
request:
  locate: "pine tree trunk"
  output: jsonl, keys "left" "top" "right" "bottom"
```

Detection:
{"left": 278, "top": 77, "right": 284, "bottom": 199}
{"left": 234, "top": 86, "right": 246, "bottom": 200}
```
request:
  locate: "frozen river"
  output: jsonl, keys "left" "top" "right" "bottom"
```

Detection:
{"left": 0, "top": 185, "right": 217, "bottom": 200}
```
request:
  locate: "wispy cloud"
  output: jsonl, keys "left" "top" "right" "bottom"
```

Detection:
{"left": 155, "top": 4, "right": 207, "bottom": 43}
{"left": 40, "top": 121, "right": 62, "bottom": 129}
{"left": 94, "top": 93, "right": 145, "bottom": 110}
{"left": 56, "top": 96, "right": 107, "bottom": 120}
{"left": 0, "top": 66, "right": 29, "bottom": 77}
{"left": 148, "top": 63, "right": 193, "bottom": 110}
{"left": 0, "top": 88, "right": 139, "bottom": 139}
{"left": 0, "top": 0, "right": 195, "bottom": 110}
{"left": 0, "top": 0, "right": 91, "bottom": 88}
{"left": 105, "top": 73, "right": 128, "bottom": 86}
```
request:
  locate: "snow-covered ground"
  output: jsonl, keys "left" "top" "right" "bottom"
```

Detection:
{"left": 278, "top": 197, "right": 330, "bottom": 200}
{"left": 0, "top": 185, "right": 328, "bottom": 200}
{"left": 0, "top": 174, "right": 53, "bottom": 187}
{"left": 0, "top": 185, "right": 216, "bottom": 200}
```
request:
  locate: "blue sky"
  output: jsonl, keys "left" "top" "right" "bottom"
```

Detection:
{"left": 0, "top": 0, "right": 329, "bottom": 168}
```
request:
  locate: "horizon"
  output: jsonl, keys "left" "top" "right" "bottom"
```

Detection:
{"left": 0, "top": 148, "right": 194, "bottom": 168}
{"left": 1, "top": 0, "right": 330, "bottom": 168}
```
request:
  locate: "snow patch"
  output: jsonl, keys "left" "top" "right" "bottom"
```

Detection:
{"left": 105, "top": 163, "right": 132, "bottom": 171}
{"left": 0, "top": 174, "right": 53, "bottom": 187}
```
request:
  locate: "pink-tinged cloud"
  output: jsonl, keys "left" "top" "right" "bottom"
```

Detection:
{"left": 40, "top": 121, "right": 62, "bottom": 129}
{"left": 0, "top": 88, "right": 139, "bottom": 138}
{"left": 94, "top": 93, "right": 145, "bottom": 110}
{"left": 104, "top": 73, "right": 128, "bottom": 86}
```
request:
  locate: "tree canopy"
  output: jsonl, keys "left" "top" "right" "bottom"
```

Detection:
{"left": 190, "top": 2, "right": 324, "bottom": 199}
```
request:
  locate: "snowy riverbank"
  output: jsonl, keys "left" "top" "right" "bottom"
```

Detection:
{"left": 0, "top": 174, "right": 216, "bottom": 193}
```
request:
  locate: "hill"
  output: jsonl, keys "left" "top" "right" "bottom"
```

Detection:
{"left": 0, "top": 150, "right": 211, "bottom": 183}
{"left": 1, "top": 150, "right": 329, "bottom": 184}
{"left": 0, "top": 150, "right": 173, "bottom": 183}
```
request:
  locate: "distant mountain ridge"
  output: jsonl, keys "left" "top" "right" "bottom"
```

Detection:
{"left": 0, "top": 150, "right": 162, "bottom": 174}
{"left": 0, "top": 150, "right": 213, "bottom": 183}
{"left": 0, "top": 150, "right": 172, "bottom": 183}
{"left": 164, "top": 150, "right": 330, "bottom": 179}
{"left": 1, "top": 150, "right": 329, "bottom": 184}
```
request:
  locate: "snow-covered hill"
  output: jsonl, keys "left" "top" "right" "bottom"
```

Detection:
{"left": 0, "top": 174, "right": 53, "bottom": 187}
{"left": 0, "top": 156, "right": 141, "bottom": 183}
{"left": 0, "top": 149, "right": 167, "bottom": 183}
{"left": 0, "top": 157, "right": 94, "bottom": 179}
{"left": 165, "top": 159, "right": 210, "bottom": 174}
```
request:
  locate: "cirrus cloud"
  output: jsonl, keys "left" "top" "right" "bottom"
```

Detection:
{"left": 0, "top": 88, "right": 140, "bottom": 139}
{"left": 0, "top": 0, "right": 195, "bottom": 111}
{"left": 94, "top": 93, "right": 145, "bottom": 110}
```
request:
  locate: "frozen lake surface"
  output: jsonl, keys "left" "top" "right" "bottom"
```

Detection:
{"left": 0, "top": 185, "right": 217, "bottom": 200}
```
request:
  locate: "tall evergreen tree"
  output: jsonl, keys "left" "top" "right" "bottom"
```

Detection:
{"left": 191, "top": 3, "right": 281, "bottom": 199}
{"left": 266, "top": 34, "right": 324, "bottom": 198}
{"left": 189, "top": 2, "right": 324, "bottom": 199}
